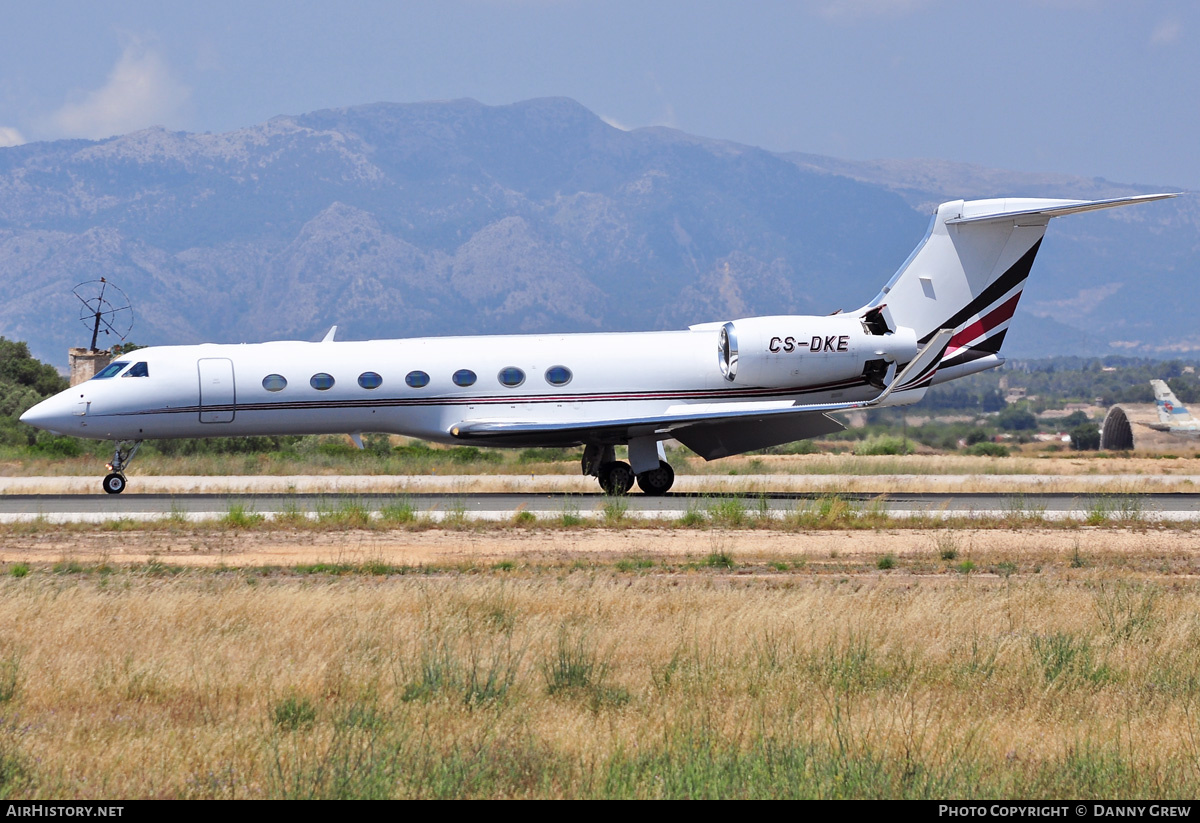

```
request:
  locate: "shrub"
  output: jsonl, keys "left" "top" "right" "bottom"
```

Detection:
{"left": 965, "top": 441, "right": 1009, "bottom": 457}
{"left": 1070, "top": 423, "right": 1101, "bottom": 451}
{"left": 996, "top": 405, "right": 1038, "bottom": 431}
{"left": 29, "top": 434, "right": 83, "bottom": 457}
{"left": 853, "top": 435, "right": 910, "bottom": 456}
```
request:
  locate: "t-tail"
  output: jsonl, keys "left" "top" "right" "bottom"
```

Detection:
{"left": 1151, "top": 379, "right": 1200, "bottom": 431}
{"left": 861, "top": 193, "right": 1177, "bottom": 391}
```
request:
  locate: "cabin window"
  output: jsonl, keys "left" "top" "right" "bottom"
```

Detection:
{"left": 545, "top": 365, "right": 572, "bottom": 386}
{"left": 122, "top": 362, "right": 149, "bottom": 378}
{"left": 310, "top": 373, "right": 335, "bottom": 391}
{"left": 498, "top": 367, "right": 525, "bottom": 388}
{"left": 262, "top": 374, "right": 287, "bottom": 392}
{"left": 358, "top": 372, "right": 383, "bottom": 390}
{"left": 453, "top": 369, "right": 477, "bottom": 387}
{"left": 92, "top": 362, "right": 129, "bottom": 380}
{"left": 405, "top": 370, "right": 430, "bottom": 389}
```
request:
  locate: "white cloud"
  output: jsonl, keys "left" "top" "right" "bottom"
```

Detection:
{"left": 1151, "top": 18, "right": 1182, "bottom": 46}
{"left": 600, "top": 115, "right": 633, "bottom": 131}
{"left": 600, "top": 104, "right": 677, "bottom": 132}
{"left": 0, "top": 127, "right": 25, "bottom": 147}
{"left": 51, "top": 41, "right": 190, "bottom": 139}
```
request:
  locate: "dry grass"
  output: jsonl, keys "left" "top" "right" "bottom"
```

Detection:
{"left": 1, "top": 535, "right": 1200, "bottom": 797}
{"left": 8, "top": 450, "right": 1200, "bottom": 496}
{"left": 5, "top": 525, "right": 1200, "bottom": 573}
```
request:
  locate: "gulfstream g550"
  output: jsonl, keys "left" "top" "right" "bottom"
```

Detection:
{"left": 21, "top": 193, "right": 1176, "bottom": 495}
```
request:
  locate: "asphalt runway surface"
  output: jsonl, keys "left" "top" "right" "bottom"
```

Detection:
{"left": 3, "top": 490, "right": 1198, "bottom": 522}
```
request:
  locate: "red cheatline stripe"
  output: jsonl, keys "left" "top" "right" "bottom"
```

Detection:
{"left": 948, "top": 291, "right": 1022, "bottom": 350}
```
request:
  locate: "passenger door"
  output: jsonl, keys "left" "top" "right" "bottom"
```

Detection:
{"left": 198, "top": 358, "right": 236, "bottom": 423}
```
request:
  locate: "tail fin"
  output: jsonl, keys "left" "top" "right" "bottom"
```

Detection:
{"left": 864, "top": 194, "right": 1177, "bottom": 383}
{"left": 1151, "top": 379, "right": 1197, "bottom": 427}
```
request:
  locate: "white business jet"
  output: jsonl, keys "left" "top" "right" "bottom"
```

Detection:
{"left": 21, "top": 193, "right": 1176, "bottom": 495}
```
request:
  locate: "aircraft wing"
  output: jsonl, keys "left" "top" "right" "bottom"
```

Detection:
{"left": 449, "top": 330, "right": 953, "bottom": 459}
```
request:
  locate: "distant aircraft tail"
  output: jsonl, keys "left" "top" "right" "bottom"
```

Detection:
{"left": 862, "top": 194, "right": 1176, "bottom": 387}
{"left": 1151, "top": 379, "right": 1198, "bottom": 427}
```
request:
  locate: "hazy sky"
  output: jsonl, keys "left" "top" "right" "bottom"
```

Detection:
{"left": 1, "top": 1, "right": 1195, "bottom": 189}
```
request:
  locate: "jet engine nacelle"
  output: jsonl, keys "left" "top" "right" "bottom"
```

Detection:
{"left": 717, "top": 315, "right": 918, "bottom": 389}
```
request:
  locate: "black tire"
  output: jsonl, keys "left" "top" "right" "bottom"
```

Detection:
{"left": 598, "top": 461, "right": 635, "bottom": 495}
{"left": 102, "top": 473, "right": 126, "bottom": 495}
{"left": 636, "top": 461, "right": 675, "bottom": 496}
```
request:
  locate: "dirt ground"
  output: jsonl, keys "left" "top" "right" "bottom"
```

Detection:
{"left": 2, "top": 526, "right": 1197, "bottom": 569}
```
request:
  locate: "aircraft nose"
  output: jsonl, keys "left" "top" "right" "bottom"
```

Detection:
{"left": 19, "top": 395, "right": 72, "bottom": 435}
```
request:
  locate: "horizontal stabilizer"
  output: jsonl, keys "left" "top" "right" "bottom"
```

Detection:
{"left": 946, "top": 193, "right": 1178, "bottom": 225}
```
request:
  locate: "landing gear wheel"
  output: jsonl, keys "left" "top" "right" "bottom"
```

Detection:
{"left": 636, "top": 461, "right": 675, "bottom": 496}
{"left": 101, "top": 440, "right": 142, "bottom": 496}
{"left": 598, "top": 461, "right": 635, "bottom": 495}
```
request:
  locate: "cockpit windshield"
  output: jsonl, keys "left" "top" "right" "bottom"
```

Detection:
{"left": 92, "top": 361, "right": 129, "bottom": 380}
{"left": 122, "top": 362, "right": 149, "bottom": 378}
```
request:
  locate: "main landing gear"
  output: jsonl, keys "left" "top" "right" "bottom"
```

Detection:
{"left": 582, "top": 443, "right": 675, "bottom": 496}
{"left": 102, "top": 440, "right": 142, "bottom": 494}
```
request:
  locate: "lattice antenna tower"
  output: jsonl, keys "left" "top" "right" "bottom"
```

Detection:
{"left": 73, "top": 278, "right": 134, "bottom": 352}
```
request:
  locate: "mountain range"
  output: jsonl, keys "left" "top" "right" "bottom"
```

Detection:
{"left": 0, "top": 97, "right": 1193, "bottom": 367}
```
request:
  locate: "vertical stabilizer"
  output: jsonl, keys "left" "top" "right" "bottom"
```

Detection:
{"left": 864, "top": 194, "right": 1177, "bottom": 384}
{"left": 1151, "top": 379, "right": 1199, "bottom": 429}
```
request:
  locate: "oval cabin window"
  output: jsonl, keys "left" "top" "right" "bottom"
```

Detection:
{"left": 310, "top": 373, "right": 335, "bottom": 391}
{"left": 452, "top": 369, "right": 477, "bottom": 387}
{"left": 497, "top": 367, "right": 525, "bottom": 388}
{"left": 545, "top": 366, "right": 572, "bottom": 386}
{"left": 262, "top": 374, "right": 287, "bottom": 392}
{"left": 358, "top": 372, "right": 383, "bottom": 390}
{"left": 405, "top": 371, "right": 430, "bottom": 389}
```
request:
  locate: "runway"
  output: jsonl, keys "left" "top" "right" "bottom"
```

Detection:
{"left": 2, "top": 488, "right": 1197, "bottom": 523}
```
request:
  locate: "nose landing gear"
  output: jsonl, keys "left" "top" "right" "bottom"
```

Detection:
{"left": 102, "top": 440, "right": 142, "bottom": 494}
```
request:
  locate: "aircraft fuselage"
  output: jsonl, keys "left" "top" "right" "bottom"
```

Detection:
{"left": 28, "top": 320, "right": 898, "bottom": 447}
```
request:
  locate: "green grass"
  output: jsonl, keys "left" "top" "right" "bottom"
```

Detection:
{"left": 315, "top": 498, "right": 372, "bottom": 528}
{"left": 706, "top": 497, "right": 749, "bottom": 527}
{"left": 600, "top": 497, "right": 628, "bottom": 526}
{"left": 702, "top": 551, "right": 736, "bottom": 569}
{"left": 223, "top": 503, "right": 264, "bottom": 528}
{"left": 272, "top": 695, "right": 318, "bottom": 731}
{"left": 379, "top": 497, "right": 417, "bottom": 524}
{"left": 559, "top": 503, "right": 584, "bottom": 527}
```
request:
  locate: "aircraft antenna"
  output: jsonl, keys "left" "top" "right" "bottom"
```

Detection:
{"left": 72, "top": 278, "right": 134, "bottom": 352}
